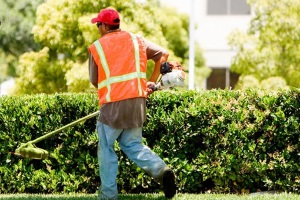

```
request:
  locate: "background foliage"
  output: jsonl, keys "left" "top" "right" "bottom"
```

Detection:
{"left": 228, "top": 0, "right": 300, "bottom": 89}
{"left": 0, "top": 0, "right": 207, "bottom": 94}
{"left": 1, "top": 89, "right": 300, "bottom": 194}
{"left": 0, "top": 0, "right": 45, "bottom": 82}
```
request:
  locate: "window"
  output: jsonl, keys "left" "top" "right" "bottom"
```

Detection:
{"left": 206, "top": 68, "right": 239, "bottom": 90}
{"left": 207, "top": 0, "right": 251, "bottom": 15}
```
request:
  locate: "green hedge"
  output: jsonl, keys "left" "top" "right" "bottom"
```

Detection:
{"left": 0, "top": 89, "right": 300, "bottom": 194}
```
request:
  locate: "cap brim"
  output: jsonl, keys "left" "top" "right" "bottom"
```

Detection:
{"left": 91, "top": 18, "right": 99, "bottom": 24}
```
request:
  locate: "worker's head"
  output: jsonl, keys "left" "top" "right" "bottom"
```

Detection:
{"left": 91, "top": 7, "right": 120, "bottom": 35}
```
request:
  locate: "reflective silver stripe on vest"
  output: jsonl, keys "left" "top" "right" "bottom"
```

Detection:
{"left": 94, "top": 34, "right": 146, "bottom": 102}
{"left": 98, "top": 72, "right": 146, "bottom": 89}
{"left": 129, "top": 33, "right": 143, "bottom": 96}
{"left": 94, "top": 40, "right": 111, "bottom": 102}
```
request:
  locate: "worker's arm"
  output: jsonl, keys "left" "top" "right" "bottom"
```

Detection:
{"left": 88, "top": 53, "right": 98, "bottom": 88}
{"left": 148, "top": 51, "right": 169, "bottom": 82}
{"left": 143, "top": 37, "right": 169, "bottom": 82}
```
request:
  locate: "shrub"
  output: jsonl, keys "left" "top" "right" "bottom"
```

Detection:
{"left": 0, "top": 89, "right": 300, "bottom": 194}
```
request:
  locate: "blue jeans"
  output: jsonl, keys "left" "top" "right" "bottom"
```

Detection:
{"left": 97, "top": 121, "right": 168, "bottom": 199}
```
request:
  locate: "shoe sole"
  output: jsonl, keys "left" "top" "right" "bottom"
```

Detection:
{"left": 163, "top": 170, "right": 176, "bottom": 199}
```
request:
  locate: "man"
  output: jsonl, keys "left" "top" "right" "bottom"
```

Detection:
{"left": 88, "top": 7, "right": 176, "bottom": 200}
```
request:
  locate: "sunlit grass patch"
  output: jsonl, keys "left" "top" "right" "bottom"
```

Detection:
{"left": 0, "top": 193, "right": 299, "bottom": 200}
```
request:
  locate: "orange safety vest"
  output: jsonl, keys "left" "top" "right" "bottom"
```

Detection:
{"left": 88, "top": 31, "right": 148, "bottom": 105}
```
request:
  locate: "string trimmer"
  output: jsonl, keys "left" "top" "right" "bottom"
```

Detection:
{"left": 10, "top": 111, "right": 99, "bottom": 160}
{"left": 10, "top": 62, "right": 185, "bottom": 160}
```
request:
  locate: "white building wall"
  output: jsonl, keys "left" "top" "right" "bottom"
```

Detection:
{"left": 160, "top": 0, "right": 252, "bottom": 68}
{"left": 160, "top": 0, "right": 254, "bottom": 89}
{"left": 195, "top": 0, "right": 252, "bottom": 68}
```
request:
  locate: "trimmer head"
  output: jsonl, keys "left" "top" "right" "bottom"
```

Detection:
{"left": 12, "top": 143, "right": 49, "bottom": 160}
{"left": 10, "top": 111, "right": 100, "bottom": 160}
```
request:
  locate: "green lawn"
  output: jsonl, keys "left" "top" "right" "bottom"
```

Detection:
{"left": 0, "top": 193, "right": 299, "bottom": 200}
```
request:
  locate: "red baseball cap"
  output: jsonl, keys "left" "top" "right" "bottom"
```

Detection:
{"left": 91, "top": 8, "right": 120, "bottom": 25}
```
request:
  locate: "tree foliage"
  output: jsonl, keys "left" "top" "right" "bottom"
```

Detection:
{"left": 0, "top": 0, "right": 45, "bottom": 81}
{"left": 12, "top": 0, "right": 206, "bottom": 94}
{"left": 14, "top": 47, "right": 68, "bottom": 94}
{"left": 228, "top": 0, "right": 300, "bottom": 89}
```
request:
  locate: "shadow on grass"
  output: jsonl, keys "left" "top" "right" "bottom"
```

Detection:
{"left": 0, "top": 194, "right": 167, "bottom": 200}
{"left": 2, "top": 193, "right": 300, "bottom": 200}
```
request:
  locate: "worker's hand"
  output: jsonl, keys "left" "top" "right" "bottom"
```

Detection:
{"left": 146, "top": 81, "right": 157, "bottom": 96}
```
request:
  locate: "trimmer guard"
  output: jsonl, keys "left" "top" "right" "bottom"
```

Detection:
{"left": 14, "top": 143, "right": 49, "bottom": 160}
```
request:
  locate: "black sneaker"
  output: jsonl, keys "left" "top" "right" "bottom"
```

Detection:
{"left": 162, "top": 169, "right": 176, "bottom": 199}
